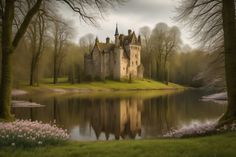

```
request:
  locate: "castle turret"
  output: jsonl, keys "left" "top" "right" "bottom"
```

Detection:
{"left": 115, "top": 24, "right": 119, "bottom": 47}
{"left": 95, "top": 36, "right": 99, "bottom": 45}
{"left": 128, "top": 29, "right": 132, "bottom": 36}
{"left": 138, "top": 35, "right": 141, "bottom": 44}
{"left": 106, "top": 37, "right": 110, "bottom": 44}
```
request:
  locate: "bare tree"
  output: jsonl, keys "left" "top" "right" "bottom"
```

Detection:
{"left": 176, "top": 0, "right": 224, "bottom": 85}
{"left": 176, "top": 0, "right": 222, "bottom": 50}
{"left": 0, "top": 0, "right": 43, "bottom": 120}
{"left": 139, "top": 26, "right": 151, "bottom": 48}
{"left": 162, "top": 26, "right": 181, "bottom": 84}
{"left": 79, "top": 33, "right": 95, "bottom": 53}
{"left": 25, "top": 11, "right": 48, "bottom": 86}
{"left": 51, "top": 17, "right": 73, "bottom": 84}
{"left": 221, "top": 0, "right": 236, "bottom": 123}
{"left": 149, "top": 23, "right": 181, "bottom": 84}
{"left": 150, "top": 23, "right": 168, "bottom": 81}
{"left": 176, "top": 0, "right": 236, "bottom": 123}
{"left": 0, "top": 0, "right": 125, "bottom": 120}
{"left": 139, "top": 26, "right": 152, "bottom": 78}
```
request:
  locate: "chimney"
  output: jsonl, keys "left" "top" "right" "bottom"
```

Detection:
{"left": 106, "top": 37, "right": 110, "bottom": 44}
{"left": 138, "top": 35, "right": 141, "bottom": 44}
{"left": 95, "top": 37, "right": 99, "bottom": 43}
{"left": 95, "top": 36, "right": 99, "bottom": 46}
{"left": 115, "top": 24, "right": 120, "bottom": 47}
{"left": 119, "top": 34, "right": 124, "bottom": 44}
{"left": 128, "top": 29, "right": 132, "bottom": 36}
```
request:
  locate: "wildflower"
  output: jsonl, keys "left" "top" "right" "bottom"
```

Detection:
{"left": 164, "top": 120, "right": 217, "bottom": 138}
{"left": 0, "top": 119, "right": 69, "bottom": 147}
{"left": 38, "top": 141, "right": 43, "bottom": 145}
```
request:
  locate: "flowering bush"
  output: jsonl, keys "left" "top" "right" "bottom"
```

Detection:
{"left": 0, "top": 120, "right": 69, "bottom": 147}
{"left": 164, "top": 120, "right": 217, "bottom": 138}
{"left": 164, "top": 120, "right": 236, "bottom": 138}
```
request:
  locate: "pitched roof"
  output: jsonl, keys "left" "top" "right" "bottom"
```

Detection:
{"left": 97, "top": 43, "right": 115, "bottom": 53}
{"left": 115, "top": 24, "right": 119, "bottom": 36}
{"left": 89, "top": 30, "right": 140, "bottom": 59}
{"left": 120, "top": 32, "right": 140, "bottom": 46}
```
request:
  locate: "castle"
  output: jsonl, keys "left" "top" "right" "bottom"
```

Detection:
{"left": 84, "top": 25, "right": 144, "bottom": 80}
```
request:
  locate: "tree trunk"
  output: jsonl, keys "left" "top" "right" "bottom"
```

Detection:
{"left": 29, "top": 57, "right": 35, "bottom": 86}
{"left": 0, "top": 0, "right": 42, "bottom": 120}
{"left": 36, "top": 63, "right": 39, "bottom": 86}
{"left": 0, "top": 52, "right": 13, "bottom": 119}
{"left": 53, "top": 57, "right": 58, "bottom": 84}
{"left": 156, "top": 58, "right": 160, "bottom": 81}
{"left": 163, "top": 55, "right": 169, "bottom": 85}
{"left": 77, "top": 65, "right": 81, "bottom": 83}
{"left": 220, "top": 0, "right": 236, "bottom": 122}
{"left": 0, "top": 0, "right": 14, "bottom": 120}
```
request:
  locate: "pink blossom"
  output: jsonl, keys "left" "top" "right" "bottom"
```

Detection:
{"left": 0, "top": 119, "right": 69, "bottom": 147}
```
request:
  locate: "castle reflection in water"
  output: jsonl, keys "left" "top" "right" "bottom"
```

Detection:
{"left": 13, "top": 90, "right": 226, "bottom": 140}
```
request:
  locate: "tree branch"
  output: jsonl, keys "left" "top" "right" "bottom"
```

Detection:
{"left": 12, "top": 0, "right": 42, "bottom": 50}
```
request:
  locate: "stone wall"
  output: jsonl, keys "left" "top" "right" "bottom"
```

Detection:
{"left": 120, "top": 52, "right": 129, "bottom": 79}
{"left": 92, "top": 47, "right": 101, "bottom": 78}
{"left": 113, "top": 48, "right": 123, "bottom": 80}
{"left": 84, "top": 42, "right": 143, "bottom": 80}
{"left": 84, "top": 55, "right": 93, "bottom": 77}
{"left": 128, "top": 45, "right": 142, "bottom": 79}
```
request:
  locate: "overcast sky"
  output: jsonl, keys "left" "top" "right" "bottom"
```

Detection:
{"left": 59, "top": 0, "right": 193, "bottom": 46}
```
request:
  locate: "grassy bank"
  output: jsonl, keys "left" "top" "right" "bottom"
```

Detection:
{"left": 1, "top": 132, "right": 236, "bottom": 157}
{"left": 21, "top": 79, "right": 184, "bottom": 94}
{"left": 46, "top": 79, "right": 183, "bottom": 90}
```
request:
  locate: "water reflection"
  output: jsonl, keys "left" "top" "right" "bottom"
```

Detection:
{"left": 12, "top": 90, "right": 226, "bottom": 140}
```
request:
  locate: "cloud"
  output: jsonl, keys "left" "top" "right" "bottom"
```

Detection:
{"left": 112, "top": 0, "right": 174, "bottom": 17}
{"left": 59, "top": 0, "right": 193, "bottom": 46}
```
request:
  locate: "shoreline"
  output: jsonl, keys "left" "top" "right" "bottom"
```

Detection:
{"left": 200, "top": 92, "right": 227, "bottom": 104}
{"left": 14, "top": 79, "right": 185, "bottom": 95}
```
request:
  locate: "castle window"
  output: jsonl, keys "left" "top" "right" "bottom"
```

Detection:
{"left": 136, "top": 61, "right": 138, "bottom": 65}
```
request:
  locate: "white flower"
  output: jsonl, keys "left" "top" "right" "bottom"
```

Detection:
{"left": 38, "top": 141, "right": 43, "bottom": 145}
{"left": 0, "top": 119, "right": 69, "bottom": 146}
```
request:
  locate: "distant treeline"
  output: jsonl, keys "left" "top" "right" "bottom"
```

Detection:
{"left": 1, "top": 18, "right": 224, "bottom": 89}
{"left": 139, "top": 23, "right": 225, "bottom": 89}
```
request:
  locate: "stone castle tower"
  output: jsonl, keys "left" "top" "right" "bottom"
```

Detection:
{"left": 84, "top": 25, "right": 144, "bottom": 80}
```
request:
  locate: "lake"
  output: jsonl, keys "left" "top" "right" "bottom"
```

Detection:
{"left": 12, "top": 89, "right": 226, "bottom": 141}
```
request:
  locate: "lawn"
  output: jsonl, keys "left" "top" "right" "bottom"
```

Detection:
{"left": 1, "top": 132, "right": 236, "bottom": 157}
{"left": 32, "top": 78, "right": 184, "bottom": 92}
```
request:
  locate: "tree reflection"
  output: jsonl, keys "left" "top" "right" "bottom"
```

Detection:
{"left": 12, "top": 90, "right": 226, "bottom": 140}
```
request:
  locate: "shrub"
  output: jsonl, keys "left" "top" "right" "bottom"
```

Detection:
{"left": 164, "top": 120, "right": 217, "bottom": 138}
{"left": 164, "top": 120, "right": 236, "bottom": 138}
{"left": 0, "top": 120, "right": 69, "bottom": 147}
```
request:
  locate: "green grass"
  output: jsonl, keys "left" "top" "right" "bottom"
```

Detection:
{"left": 36, "top": 78, "right": 184, "bottom": 91}
{"left": 41, "top": 77, "right": 68, "bottom": 84}
{"left": 1, "top": 132, "right": 236, "bottom": 157}
{"left": 19, "top": 78, "right": 184, "bottom": 95}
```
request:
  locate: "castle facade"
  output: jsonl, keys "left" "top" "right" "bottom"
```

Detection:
{"left": 84, "top": 25, "right": 144, "bottom": 80}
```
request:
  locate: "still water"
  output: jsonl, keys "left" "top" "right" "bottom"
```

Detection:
{"left": 13, "top": 89, "right": 226, "bottom": 140}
